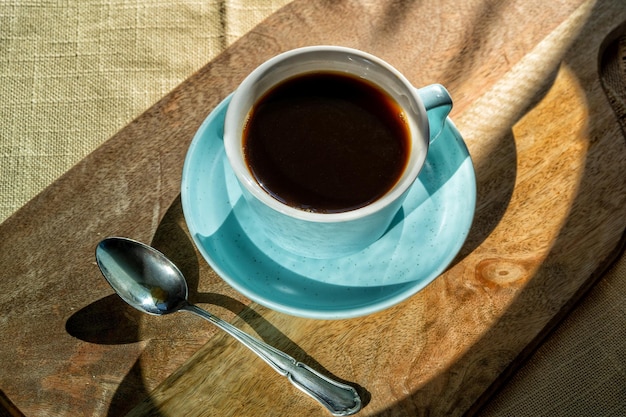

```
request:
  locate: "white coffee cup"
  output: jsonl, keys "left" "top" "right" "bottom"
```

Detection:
{"left": 224, "top": 46, "right": 452, "bottom": 259}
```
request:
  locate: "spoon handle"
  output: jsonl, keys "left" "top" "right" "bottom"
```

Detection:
{"left": 182, "top": 304, "right": 362, "bottom": 416}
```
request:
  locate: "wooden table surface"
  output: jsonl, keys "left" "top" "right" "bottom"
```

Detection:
{"left": 1, "top": 0, "right": 625, "bottom": 416}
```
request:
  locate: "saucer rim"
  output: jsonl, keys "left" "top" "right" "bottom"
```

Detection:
{"left": 181, "top": 95, "right": 476, "bottom": 319}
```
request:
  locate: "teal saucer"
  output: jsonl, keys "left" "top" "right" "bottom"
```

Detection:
{"left": 181, "top": 95, "right": 476, "bottom": 319}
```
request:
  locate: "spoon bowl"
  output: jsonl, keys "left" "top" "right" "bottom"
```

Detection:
{"left": 96, "top": 237, "right": 187, "bottom": 315}
{"left": 95, "top": 237, "right": 361, "bottom": 416}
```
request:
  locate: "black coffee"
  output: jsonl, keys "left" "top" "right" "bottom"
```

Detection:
{"left": 243, "top": 71, "right": 410, "bottom": 213}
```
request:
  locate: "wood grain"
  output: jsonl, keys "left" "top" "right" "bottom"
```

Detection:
{"left": 1, "top": 0, "right": 625, "bottom": 416}
{"left": 128, "top": 0, "right": 626, "bottom": 415}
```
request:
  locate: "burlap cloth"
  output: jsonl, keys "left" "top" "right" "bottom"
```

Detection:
{"left": 0, "top": 0, "right": 292, "bottom": 224}
{"left": 1, "top": 1, "right": 624, "bottom": 415}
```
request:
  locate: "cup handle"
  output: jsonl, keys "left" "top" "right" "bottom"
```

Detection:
{"left": 416, "top": 84, "right": 453, "bottom": 143}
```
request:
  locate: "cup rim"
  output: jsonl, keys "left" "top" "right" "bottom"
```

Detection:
{"left": 224, "top": 45, "right": 429, "bottom": 223}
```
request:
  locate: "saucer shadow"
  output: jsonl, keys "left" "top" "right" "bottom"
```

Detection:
{"left": 452, "top": 65, "right": 562, "bottom": 264}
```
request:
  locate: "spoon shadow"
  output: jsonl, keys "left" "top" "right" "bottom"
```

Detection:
{"left": 66, "top": 196, "right": 370, "bottom": 413}
{"left": 151, "top": 196, "right": 371, "bottom": 406}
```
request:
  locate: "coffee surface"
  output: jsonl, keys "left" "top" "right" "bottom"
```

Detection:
{"left": 243, "top": 72, "right": 410, "bottom": 213}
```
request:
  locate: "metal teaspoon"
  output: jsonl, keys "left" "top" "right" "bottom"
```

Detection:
{"left": 95, "top": 237, "right": 362, "bottom": 416}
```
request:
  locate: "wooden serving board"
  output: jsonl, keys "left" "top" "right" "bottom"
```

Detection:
{"left": 1, "top": 0, "right": 625, "bottom": 416}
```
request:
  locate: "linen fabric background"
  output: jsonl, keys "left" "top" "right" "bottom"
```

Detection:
{"left": 1, "top": 1, "right": 625, "bottom": 416}
{"left": 0, "top": 0, "right": 291, "bottom": 224}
